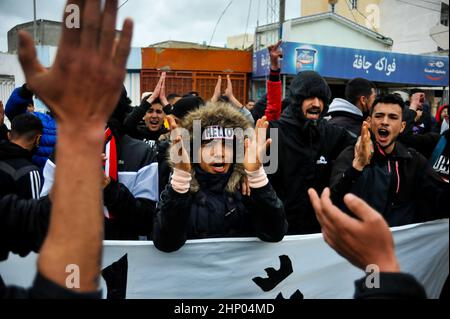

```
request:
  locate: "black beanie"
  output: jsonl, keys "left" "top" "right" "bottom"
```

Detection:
{"left": 171, "top": 96, "right": 203, "bottom": 119}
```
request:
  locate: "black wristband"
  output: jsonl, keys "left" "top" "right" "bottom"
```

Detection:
{"left": 269, "top": 68, "right": 281, "bottom": 82}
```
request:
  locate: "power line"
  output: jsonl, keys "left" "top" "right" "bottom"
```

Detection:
{"left": 243, "top": 0, "right": 253, "bottom": 49}
{"left": 396, "top": 0, "right": 442, "bottom": 13}
{"left": 209, "top": 0, "right": 234, "bottom": 47}
{"left": 416, "top": 0, "right": 442, "bottom": 6}
{"left": 344, "top": 0, "right": 358, "bottom": 23}
{"left": 353, "top": 5, "right": 370, "bottom": 22}
{"left": 118, "top": 0, "right": 130, "bottom": 9}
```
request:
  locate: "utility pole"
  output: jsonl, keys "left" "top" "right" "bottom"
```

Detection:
{"left": 33, "top": 0, "right": 37, "bottom": 45}
{"left": 279, "top": 0, "right": 285, "bottom": 40}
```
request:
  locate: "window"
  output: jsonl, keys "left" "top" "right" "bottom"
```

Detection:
{"left": 351, "top": 0, "right": 358, "bottom": 10}
{"left": 441, "top": 3, "right": 449, "bottom": 27}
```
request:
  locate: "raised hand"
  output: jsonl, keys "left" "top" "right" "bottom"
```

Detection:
{"left": 19, "top": 0, "right": 134, "bottom": 293}
{"left": 166, "top": 114, "right": 179, "bottom": 132}
{"left": 268, "top": 40, "right": 283, "bottom": 70}
{"left": 147, "top": 72, "right": 166, "bottom": 104}
{"left": 244, "top": 116, "right": 272, "bottom": 172}
{"left": 353, "top": 121, "right": 373, "bottom": 171}
{"left": 158, "top": 72, "right": 169, "bottom": 106}
{"left": 224, "top": 74, "right": 233, "bottom": 99}
{"left": 224, "top": 74, "right": 243, "bottom": 108}
{"left": 211, "top": 75, "right": 222, "bottom": 102}
{"left": 170, "top": 135, "right": 191, "bottom": 173}
{"left": 409, "top": 92, "right": 425, "bottom": 112}
{"left": 18, "top": 0, "right": 133, "bottom": 131}
{"left": 308, "top": 188, "right": 400, "bottom": 272}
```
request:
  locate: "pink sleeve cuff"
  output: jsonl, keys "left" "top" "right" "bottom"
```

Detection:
{"left": 245, "top": 166, "right": 269, "bottom": 189}
{"left": 171, "top": 168, "right": 192, "bottom": 194}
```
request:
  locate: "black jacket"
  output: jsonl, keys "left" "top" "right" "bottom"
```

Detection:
{"left": 0, "top": 195, "right": 50, "bottom": 262}
{"left": 327, "top": 111, "right": 362, "bottom": 137}
{"left": 268, "top": 106, "right": 356, "bottom": 234}
{"left": 123, "top": 100, "right": 168, "bottom": 147}
{"left": 153, "top": 166, "right": 288, "bottom": 253}
{"left": 0, "top": 195, "right": 101, "bottom": 299}
{"left": 0, "top": 124, "right": 8, "bottom": 142}
{"left": 331, "top": 141, "right": 449, "bottom": 226}
{"left": 429, "top": 130, "right": 449, "bottom": 183}
{"left": 0, "top": 141, "right": 41, "bottom": 199}
{"left": 41, "top": 134, "right": 159, "bottom": 240}
{"left": 327, "top": 98, "right": 365, "bottom": 137}
{"left": 354, "top": 272, "right": 426, "bottom": 299}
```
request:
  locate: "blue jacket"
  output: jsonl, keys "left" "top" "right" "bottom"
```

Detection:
{"left": 5, "top": 86, "right": 57, "bottom": 171}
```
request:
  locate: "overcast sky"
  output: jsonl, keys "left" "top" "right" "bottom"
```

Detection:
{"left": 0, "top": 0, "right": 301, "bottom": 52}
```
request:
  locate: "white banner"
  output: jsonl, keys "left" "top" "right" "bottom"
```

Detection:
{"left": 1, "top": 219, "right": 448, "bottom": 299}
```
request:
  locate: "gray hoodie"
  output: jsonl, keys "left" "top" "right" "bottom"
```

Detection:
{"left": 327, "top": 98, "right": 364, "bottom": 137}
{"left": 328, "top": 98, "right": 363, "bottom": 117}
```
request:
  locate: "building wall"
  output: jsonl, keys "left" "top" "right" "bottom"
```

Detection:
{"left": 301, "top": 0, "right": 381, "bottom": 30}
{"left": 141, "top": 70, "right": 248, "bottom": 105}
{"left": 227, "top": 34, "right": 255, "bottom": 50}
{"left": 300, "top": 0, "right": 445, "bottom": 54}
{"left": 124, "top": 72, "right": 141, "bottom": 106}
{"left": 286, "top": 18, "right": 389, "bottom": 50}
{"left": 8, "top": 21, "right": 61, "bottom": 53}
{"left": 141, "top": 48, "right": 252, "bottom": 73}
{"left": 256, "top": 18, "right": 390, "bottom": 51}
{"left": 255, "top": 29, "right": 279, "bottom": 51}
{"left": 379, "top": 0, "right": 442, "bottom": 54}
{"left": 141, "top": 48, "right": 252, "bottom": 103}
{"left": 0, "top": 52, "right": 25, "bottom": 102}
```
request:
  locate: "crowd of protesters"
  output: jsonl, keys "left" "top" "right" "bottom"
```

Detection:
{"left": 0, "top": 0, "right": 448, "bottom": 300}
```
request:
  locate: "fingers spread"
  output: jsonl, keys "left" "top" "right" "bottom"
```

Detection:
{"left": 99, "top": 0, "right": 118, "bottom": 58}
{"left": 80, "top": 0, "right": 101, "bottom": 50}
{"left": 18, "top": 31, "right": 45, "bottom": 81}
{"left": 113, "top": 19, "right": 133, "bottom": 70}
{"left": 59, "top": 0, "right": 84, "bottom": 49}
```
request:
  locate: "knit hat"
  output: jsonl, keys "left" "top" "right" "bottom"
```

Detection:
{"left": 436, "top": 104, "right": 449, "bottom": 125}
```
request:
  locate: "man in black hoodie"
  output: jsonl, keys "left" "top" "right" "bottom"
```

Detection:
{"left": 0, "top": 113, "right": 42, "bottom": 199}
{"left": 267, "top": 71, "right": 356, "bottom": 234}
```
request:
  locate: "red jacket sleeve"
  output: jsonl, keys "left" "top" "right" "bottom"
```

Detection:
{"left": 265, "top": 71, "right": 282, "bottom": 121}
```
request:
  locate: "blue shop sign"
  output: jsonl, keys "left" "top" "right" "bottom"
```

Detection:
{"left": 253, "top": 41, "right": 449, "bottom": 86}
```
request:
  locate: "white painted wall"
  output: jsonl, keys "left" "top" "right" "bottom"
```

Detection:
{"left": 379, "top": 0, "right": 442, "bottom": 54}
{"left": 256, "top": 18, "right": 391, "bottom": 51}
{"left": 0, "top": 52, "right": 25, "bottom": 89}
{"left": 124, "top": 72, "right": 141, "bottom": 106}
{"left": 287, "top": 18, "right": 390, "bottom": 50}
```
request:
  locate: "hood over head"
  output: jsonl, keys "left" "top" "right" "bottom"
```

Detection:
{"left": 171, "top": 102, "right": 252, "bottom": 193}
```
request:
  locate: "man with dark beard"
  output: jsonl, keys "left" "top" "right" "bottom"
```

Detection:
{"left": 267, "top": 71, "right": 356, "bottom": 234}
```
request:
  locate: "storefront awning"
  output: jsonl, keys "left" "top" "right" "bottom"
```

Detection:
{"left": 253, "top": 41, "right": 449, "bottom": 87}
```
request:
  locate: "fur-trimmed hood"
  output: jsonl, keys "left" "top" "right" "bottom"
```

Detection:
{"left": 170, "top": 102, "right": 253, "bottom": 194}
